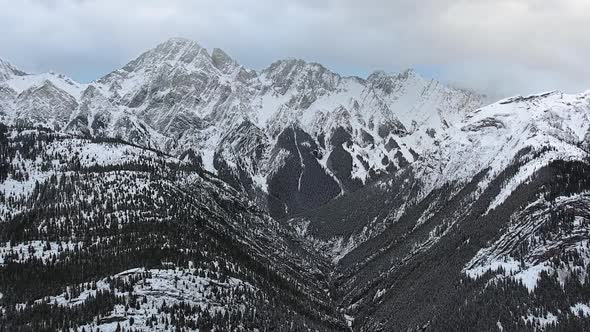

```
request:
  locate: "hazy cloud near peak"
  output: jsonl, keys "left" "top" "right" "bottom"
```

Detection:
{"left": 1, "top": 0, "right": 589, "bottom": 99}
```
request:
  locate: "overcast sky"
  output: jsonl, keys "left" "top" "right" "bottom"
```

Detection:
{"left": 1, "top": 0, "right": 589, "bottom": 99}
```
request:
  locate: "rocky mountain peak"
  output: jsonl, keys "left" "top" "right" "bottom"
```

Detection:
{"left": 114, "top": 38, "right": 208, "bottom": 76}
{"left": 263, "top": 58, "right": 336, "bottom": 78}
{"left": 96, "top": 39, "right": 247, "bottom": 93}
{"left": 0, "top": 58, "right": 26, "bottom": 82}
{"left": 0, "top": 40, "right": 486, "bottom": 214}
{"left": 211, "top": 47, "right": 238, "bottom": 73}
{"left": 367, "top": 68, "right": 422, "bottom": 87}
{"left": 264, "top": 58, "right": 307, "bottom": 72}
{"left": 153, "top": 37, "right": 203, "bottom": 54}
{"left": 261, "top": 58, "right": 342, "bottom": 96}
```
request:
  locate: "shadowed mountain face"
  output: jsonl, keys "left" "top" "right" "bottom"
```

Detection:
{"left": 1, "top": 39, "right": 590, "bottom": 331}
{"left": 0, "top": 38, "right": 484, "bottom": 220}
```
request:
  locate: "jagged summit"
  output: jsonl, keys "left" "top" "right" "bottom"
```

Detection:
{"left": 261, "top": 58, "right": 346, "bottom": 82}
{"left": 0, "top": 58, "right": 26, "bottom": 82}
{"left": 150, "top": 37, "right": 204, "bottom": 56}
{"left": 2, "top": 38, "right": 590, "bottom": 332}
{"left": 263, "top": 58, "right": 332, "bottom": 72}
{"left": 0, "top": 39, "right": 486, "bottom": 212}
{"left": 211, "top": 47, "right": 238, "bottom": 73}
{"left": 0, "top": 38, "right": 487, "bottom": 218}
{"left": 119, "top": 38, "right": 245, "bottom": 75}
{"left": 366, "top": 68, "right": 425, "bottom": 89}
{"left": 367, "top": 68, "right": 418, "bottom": 79}
{"left": 113, "top": 38, "right": 207, "bottom": 74}
{"left": 96, "top": 38, "right": 246, "bottom": 90}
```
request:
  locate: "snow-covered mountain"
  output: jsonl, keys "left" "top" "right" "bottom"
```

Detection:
{"left": 2, "top": 38, "right": 590, "bottom": 331}
{"left": 0, "top": 58, "right": 26, "bottom": 82}
{"left": 0, "top": 38, "right": 484, "bottom": 219}
{"left": 289, "top": 89, "right": 590, "bottom": 330}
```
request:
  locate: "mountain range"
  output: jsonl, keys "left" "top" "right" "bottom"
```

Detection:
{"left": 1, "top": 38, "right": 590, "bottom": 331}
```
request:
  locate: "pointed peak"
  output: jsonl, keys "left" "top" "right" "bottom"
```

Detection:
{"left": 367, "top": 70, "right": 387, "bottom": 80}
{"left": 114, "top": 38, "right": 208, "bottom": 75}
{"left": 267, "top": 58, "right": 330, "bottom": 69}
{"left": 17, "top": 79, "right": 57, "bottom": 96}
{"left": 398, "top": 68, "right": 418, "bottom": 79}
{"left": 151, "top": 37, "right": 204, "bottom": 56}
{"left": 401, "top": 68, "right": 417, "bottom": 74}
{"left": 366, "top": 68, "right": 429, "bottom": 96}
{"left": 81, "top": 84, "right": 102, "bottom": 99}
{"left": 211, "top": 48, "right": 238, "bottom": 72}
{"left": 263, "top": 58, "right": 337, "bottom": 78}
{"left": 211, "top": 47, "right": 231, "bottom": 58}
{"left": 265, "top": 58, "right": 306, "bottom": 70}
{"left": 0, "top": 57, "right": 27, "bottom": 81}
{"left": 38, "top": 79, "right": 62, "bottom": 91}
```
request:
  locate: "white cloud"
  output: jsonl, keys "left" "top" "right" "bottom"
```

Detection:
{"left": 1, "top": 0, "right": 588, "bottom": 98}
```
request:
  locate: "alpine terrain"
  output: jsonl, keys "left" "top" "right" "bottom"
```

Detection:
{"left": 1, "top": 38, "right": 590, "bottom": 331}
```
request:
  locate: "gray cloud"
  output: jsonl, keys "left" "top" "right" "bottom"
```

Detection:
{"left": 1, "top": 0, "right": 589, "bottom": 99}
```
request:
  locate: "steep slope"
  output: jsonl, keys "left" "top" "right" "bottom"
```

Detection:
{"left": 288, "top": 90, "right": 590, "bottom": 331}
{"left": 0, "top": 58, "right": 26, "bottom": 82}
{"left": 0, "top": 124, "right": 345, "bottom": 331}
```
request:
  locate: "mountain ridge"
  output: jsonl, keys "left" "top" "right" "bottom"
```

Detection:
{"left": 2, "top": 38, "right": 590, "bottom": 331}
{"left": 0, "top": 38, "right": 485, "bottom": 220}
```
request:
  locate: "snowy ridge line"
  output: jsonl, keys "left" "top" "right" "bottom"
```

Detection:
{"left": 0, "top": 37, "right": 485, "bottom": 214}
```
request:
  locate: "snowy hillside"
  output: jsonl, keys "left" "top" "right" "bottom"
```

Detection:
{"left": 0, "top": 125, "right": 344, "bottom": 331}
